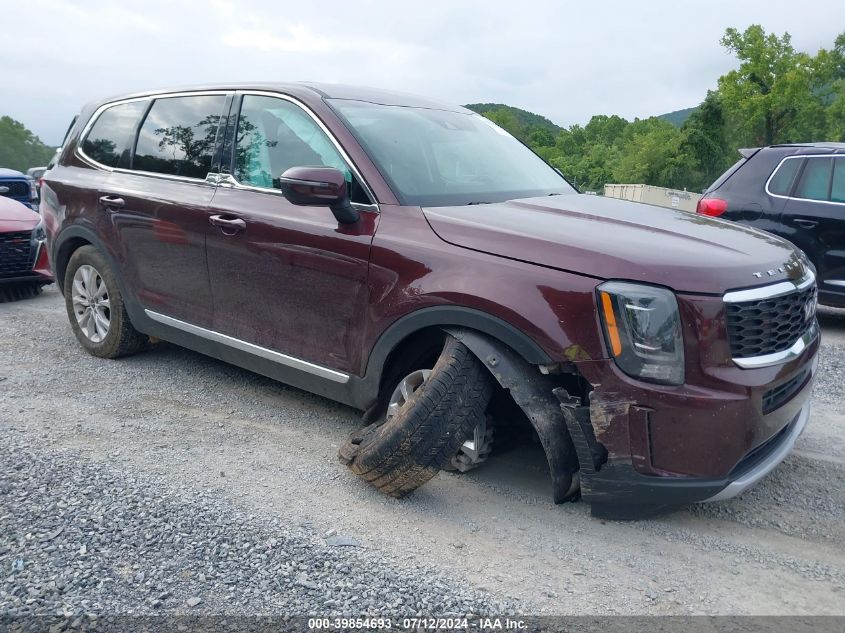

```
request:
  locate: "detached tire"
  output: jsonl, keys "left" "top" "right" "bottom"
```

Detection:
{"left": 63, "top": 245, "right": 148, "bottom": 359}
{"left": 340, "top": 335, "right": 494, "bottom": 498}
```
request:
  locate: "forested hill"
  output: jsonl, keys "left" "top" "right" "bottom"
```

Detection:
{"left": 464, "top": 103, "right": 561, "bottom": 134}
{"left": 462, "top": 26, "right": 843, "bottom": 193}
{"left": 657, "top": 106, "right": 698, "bottom": 127}
{"left": 466, "top": 102, "right": 699, "bottom": 132}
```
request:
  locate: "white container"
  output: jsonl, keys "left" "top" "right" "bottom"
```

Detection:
{"left": 603, "top": 183, "right": 702, "bottom": 213}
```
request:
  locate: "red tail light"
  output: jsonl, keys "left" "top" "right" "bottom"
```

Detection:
{"left": 696, "top": 197, "right": 728, "bottom": 217}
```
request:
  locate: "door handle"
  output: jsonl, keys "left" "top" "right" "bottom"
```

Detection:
{"left": 793, "top": 219, "right": 818, "bottom": 229}
{"left": 209, "top": 215, "right": 246, "bottom": 233}
{"left": 99, "top": 195, "right": 125, "bottom": 210}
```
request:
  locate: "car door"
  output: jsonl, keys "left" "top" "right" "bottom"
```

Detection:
{"left": 779, "top": 154, "right": 845, "bottom": 294}
{"left": 206, "top": 93, "right": 378, "bottom": 375}
{"left": 98, "top": 93, "right": 229, "bottom": 328}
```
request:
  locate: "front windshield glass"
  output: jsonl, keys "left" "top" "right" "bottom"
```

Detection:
{"left": 328, "top": 99, "right": 575, "bottom": 207}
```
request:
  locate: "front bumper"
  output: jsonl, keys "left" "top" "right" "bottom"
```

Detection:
{"left": 704, "top": 399, "right": 809, "bottom": 502}
{"left": 0, "top": 238, "right": 53, "bottom": 285}
{"left": 567, "top": 327, "right": 818, "bottom": 517}
{"left": 570, "top": 399, "right": 810, "bottom": 517}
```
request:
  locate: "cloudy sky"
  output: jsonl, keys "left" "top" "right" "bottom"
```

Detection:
{"left": 4, "top": 0, "right": 843, "bottom": 145}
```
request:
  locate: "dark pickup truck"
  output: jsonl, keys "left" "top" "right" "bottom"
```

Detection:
{"left": 0, "top": 167, "right": 38, "bottom": 211}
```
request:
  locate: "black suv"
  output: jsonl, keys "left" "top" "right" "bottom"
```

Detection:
{"left": 698, "top": 143, "right": 845, "bottom": 307}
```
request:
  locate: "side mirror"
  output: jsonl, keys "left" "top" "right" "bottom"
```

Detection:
{"left": 279, "top": 166, "right": 359, "bottom": 224}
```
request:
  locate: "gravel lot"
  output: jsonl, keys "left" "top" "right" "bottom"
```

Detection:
{"left": 1, "top": 286, "right": 844, "bottom": 619}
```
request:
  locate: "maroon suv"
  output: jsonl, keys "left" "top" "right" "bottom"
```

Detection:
{"left": 40, "top": 84, "right": 819, "bottom": 518}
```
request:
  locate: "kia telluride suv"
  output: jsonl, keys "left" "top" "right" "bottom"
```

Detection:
{"left": 40, "top": 84, "right": 819, "bottom": 518}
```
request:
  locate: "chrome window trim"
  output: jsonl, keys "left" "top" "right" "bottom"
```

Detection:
{"left": 144, "top": 309, "right": 350, "bottom": 383}
{"left": 732, "top": 322, "right": 819, "bottom": 369}
{"left": 220, "top": 90, "right": 379, "bottom": 209}
{"left": 765, "top": 153, "right": 845, "bottom": 206}
{"left": 723, "top": 271, "right": 815, "bottom": 304}
{"left": 76, "top": 90, "right": 231, "bottom": 185}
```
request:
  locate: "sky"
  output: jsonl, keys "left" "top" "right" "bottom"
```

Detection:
{"left": 3, "top": 0, "right": 844, "bottom": 146}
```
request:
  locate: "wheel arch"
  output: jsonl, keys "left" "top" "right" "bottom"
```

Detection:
{"left": 365, "top": 305, "right": 551, "bottom": 372}
{"left": 354, "top": 306, "right": 553, "bottom": 410}
{"left": 52, "top": 225, "right": 106, "bottom": 293}
{"left": 50, "top": 225, "right": 144, "bottom": 326}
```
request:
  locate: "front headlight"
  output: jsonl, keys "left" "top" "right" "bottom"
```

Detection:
{"left": 597, "top": 281, "right": 685, "bottom": 385}
{"left": 32, "top": 219, "right": 46, "bottom": 242}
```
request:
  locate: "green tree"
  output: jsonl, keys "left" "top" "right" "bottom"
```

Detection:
{"left": 679, "top": 91, "right": 732, "bottom": 190}
{"left": 0, "top": 116, "right": 56, "bottom": 171}
{"left": 718, "top": 25, "right": 824, "bottom": 145}
{"left": 613, "top": 118, "right": 694, "bottom": 189}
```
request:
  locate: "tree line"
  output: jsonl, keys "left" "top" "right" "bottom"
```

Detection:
{"left": 0, "top": 116, "right": 56, "bottom": 172}
{"left": 468, "top": 25, "right": 845, "bottom": 193}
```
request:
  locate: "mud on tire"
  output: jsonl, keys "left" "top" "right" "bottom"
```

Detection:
{"left": 63, "top": 245, "right": 148, "bottom": 359}
{"left": 339, "top": 335, "right": 494, "bottom": 497}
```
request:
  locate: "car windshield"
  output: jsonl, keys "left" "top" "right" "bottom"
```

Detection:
{"left": 328, "top": 99, "right": 575, "bottom": 207}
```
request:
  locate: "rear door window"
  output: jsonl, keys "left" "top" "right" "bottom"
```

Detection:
{"left": 768, "top": 157, "right": 802, "bottom": 196}
{"left": 794, "top": 157, "right": 833, "bottom": 201}
{"left": 81, "top": 101, "right": 148, "bottom": 168}
{"left": 831, "top": 157, "right": 845, "bottom": 204}
{"left": 133, "top": 95, "right": 226, "bottom": 179}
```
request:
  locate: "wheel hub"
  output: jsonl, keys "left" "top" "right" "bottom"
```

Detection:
{"left": 386, "top": 369, "right": 432, "bottom": 420}
{"left": 71, "top": 264, "right": 111, "bottom": 343}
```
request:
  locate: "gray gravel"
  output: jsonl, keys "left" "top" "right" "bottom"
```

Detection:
{"left": 1, "top": 286, "right": 843, "bottom": 617}
{"left": 0, "top": 435, "right": 510, "bottom": 619}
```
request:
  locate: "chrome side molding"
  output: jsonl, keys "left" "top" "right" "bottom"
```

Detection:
{"left": 144, "top": 310, "right": 350, "bottom": 384}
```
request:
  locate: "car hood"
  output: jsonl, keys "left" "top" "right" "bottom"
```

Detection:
{"left": 422, "top": 194, "right": 806, "bottom": 295}
{"left": 0, "top": 197, "right": 38, "bottom": 230}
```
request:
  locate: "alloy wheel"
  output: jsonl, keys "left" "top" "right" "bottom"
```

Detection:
{"left": 71, "top": 264, "right": 111, "bottom": 343}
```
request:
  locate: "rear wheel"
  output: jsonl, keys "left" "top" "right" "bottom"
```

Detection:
{"left": 339, "top": 335, "right": 494, "bottom": 497}
{"left": 63, "top": 246, "right": 147, "bottom": 358}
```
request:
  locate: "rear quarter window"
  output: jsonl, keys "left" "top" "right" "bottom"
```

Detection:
{"left": 133, "top": 95, "right": 226, "bottom": 179}
{"left": 81, "top": 101, "right": 148, "bottom": 168}
{"left": 768, "top": 157, "right": 803, "bottom": 196}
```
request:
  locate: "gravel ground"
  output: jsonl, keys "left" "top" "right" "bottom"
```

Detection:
{"left": 0, "top": 437, "right": 508, "bottom": 621}
{"left": 1, "top": 287, "right": 844, "bottom": 619}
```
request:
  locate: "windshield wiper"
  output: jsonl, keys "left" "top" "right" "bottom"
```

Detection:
{"left": 465, "top": 201, "right": 491, "bottom": 205}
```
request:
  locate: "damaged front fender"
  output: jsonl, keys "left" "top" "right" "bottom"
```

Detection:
{"left": 444, "top": 328, "right": 581, "bottom": 503}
